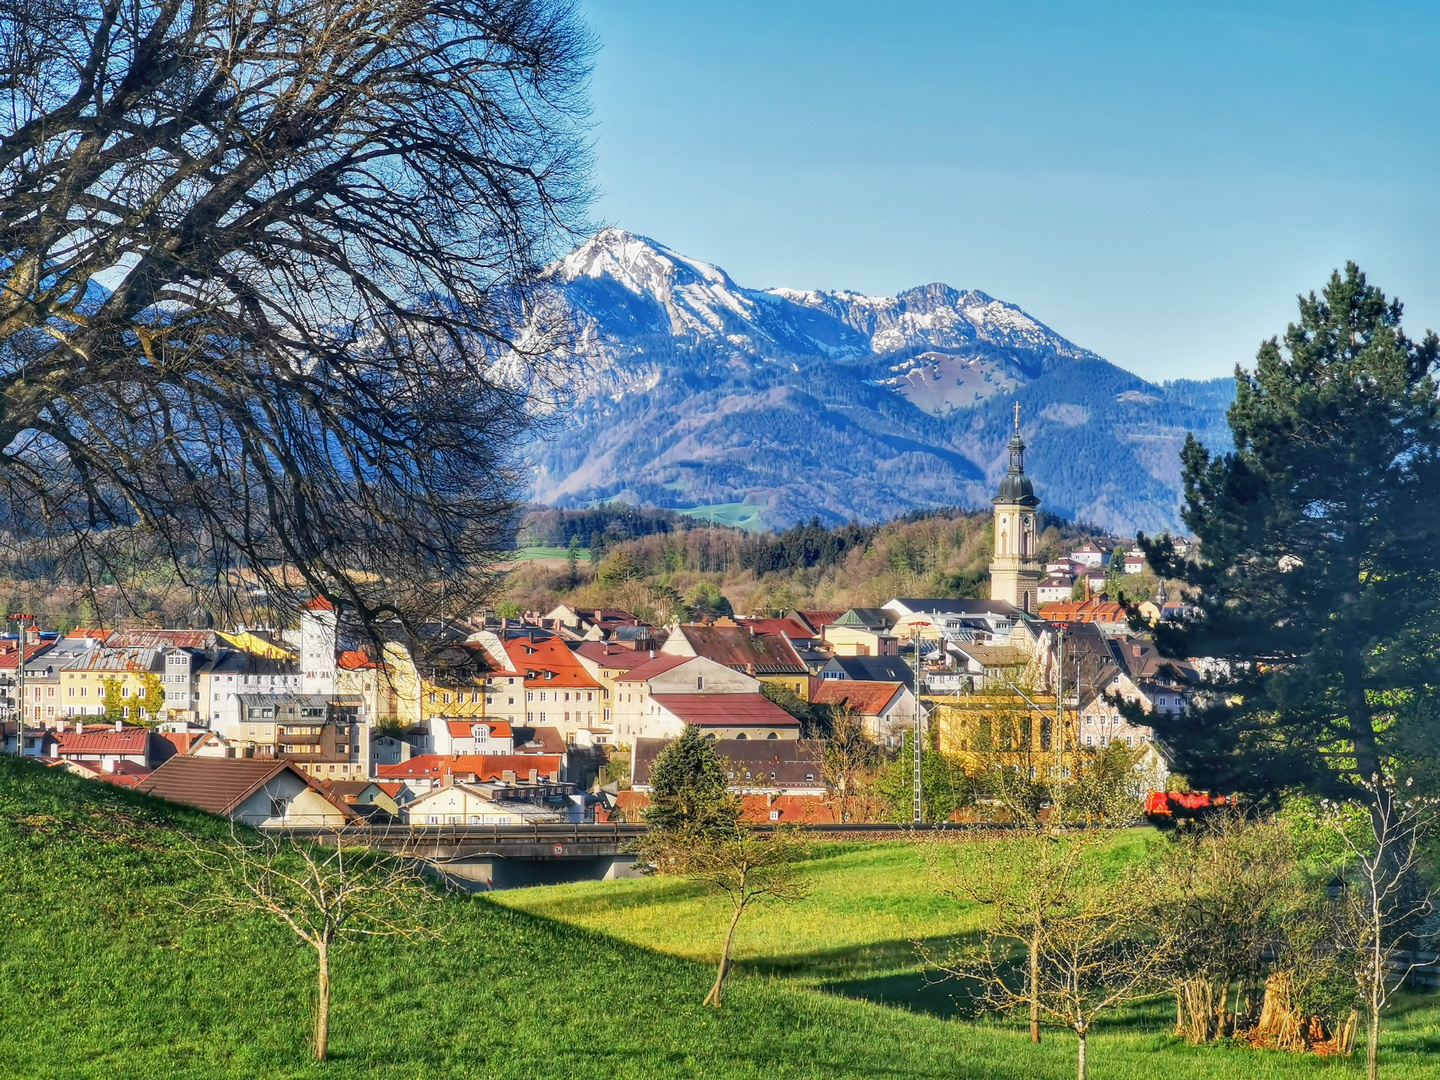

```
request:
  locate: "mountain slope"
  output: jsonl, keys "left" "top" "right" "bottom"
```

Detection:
{"left": 526, "top": 230, "right": 1232, "bottom": 534}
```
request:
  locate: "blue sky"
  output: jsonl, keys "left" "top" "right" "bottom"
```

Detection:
{"left": 579, "top": 1, "right": 1439, "bottom": 382}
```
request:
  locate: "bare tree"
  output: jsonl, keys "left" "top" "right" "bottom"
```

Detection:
{"left": 931, "top": 833, "right": 1172, "bottom": 1077}
{"left": 928, "top": 832, "right": 1094, "bottom": 1045}
{"left": 190, "top": 825, "right": 445, "bottom": 1060}
{"left": 0, "top": 0, "right": 594, "bottom": 636}
{"left": 639, "top": 821, "right": 811, "bottom": 1007}
{"left": 822, "top": 704, "right": 879, "bottom": 824}
{"left": 1327, "top": 777, "right": 1439, "bottom": 1080}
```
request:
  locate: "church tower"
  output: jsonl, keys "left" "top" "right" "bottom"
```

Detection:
{"left": 989, "top": 404, "right": 1043, "bottom": 614}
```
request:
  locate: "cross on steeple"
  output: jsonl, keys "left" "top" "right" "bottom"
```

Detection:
{"left": 1013, "top": 401, "right": 1022, "bottom": 431}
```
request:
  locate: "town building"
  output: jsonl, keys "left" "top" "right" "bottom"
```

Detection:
{"left": 137, "top": 757, "right": 357, "bottom": 827}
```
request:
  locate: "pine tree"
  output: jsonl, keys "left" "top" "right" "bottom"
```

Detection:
{"left": 1141, "top": 264, "right": 1440, "bottom": 808}
{"left": 643, "top": 726, "right": 737, "bottom": 834}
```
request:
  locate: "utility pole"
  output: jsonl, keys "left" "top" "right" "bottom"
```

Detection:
{"left": 9, "top": 614, "right": 33, "bottom": 755}
{"left": 913, "top": 626, "right": 923, "bottom": 825}
{"left": 1052, "top": 625, "right": 1065, "bottom": 826}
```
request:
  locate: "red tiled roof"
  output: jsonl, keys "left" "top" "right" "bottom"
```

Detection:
{"left": 514, "top": 726, "right": 566, "bottom": 754}
{"left": 649, "top": 693, "right": 799, "bottom": 728}
{"left": 136, "top": 757, "right": 358, "bottom": 819}
{"left": 610, "top": 790, "right": 833, "bottom": 824}
{"left": 572, "top": 641, "right": 656, "bottom": 670}
{"left": 445, "top": 720, "right": 512, "bottom": 739}
{"left": 810, "top": 679, "right": 905, "bottom": 716}
{"left": 375, "top": 753, "right": 563, "bottom": 782}
{"left": 1040, "top": 599, "right": 1129, "bottom": 624}
{"left": 106, "top": 629, "right": 214, "bottom": 650}
{"left": 0, "top": 643, "right": 48, "bottom": 670}
{"left": 337, "top": 650, "right": 377, "bottom": 670}
{"left": 740, "top": 794, "right": 836, "bottom": 824}
{"left": 738, "top": 618, "right": 814, "bottom": 640}
{"left": 615, "top": 654, "right": 690, "bottom": 683}
{"left": 160, "top": 732, "right": 204, "bottom": 755}
{"left": 670, "top": 626, "right": 808, "bottom": 674}
{"left": 503, "top": 636, "right": 601, "bottom": 689}
{"left": 796, "top": 610, "right": 846, "bottom": 633}
{"left": 53, "top": 726, "right": 152, "bottom": 755}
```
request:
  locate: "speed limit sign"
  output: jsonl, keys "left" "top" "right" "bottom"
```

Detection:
{"left": 552, "top": 843, "right": 564, "bottom": 856}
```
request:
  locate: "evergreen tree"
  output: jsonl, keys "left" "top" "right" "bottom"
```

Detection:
{"left": 644, "top": 726, "right": 737, "bottom": 834}
{"left": 1141, "top": 264, "right": 1440, "bottom": 809}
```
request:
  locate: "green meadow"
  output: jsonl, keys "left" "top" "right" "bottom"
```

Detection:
{"left": 2, "top": 756, "right": 1438, "bottom": 1079}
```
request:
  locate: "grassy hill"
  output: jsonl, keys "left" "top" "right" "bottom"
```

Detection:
{"left": 2, "top": 757, "right": 1438, "bottom": 1079}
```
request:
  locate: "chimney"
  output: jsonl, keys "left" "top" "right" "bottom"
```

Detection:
{"left": 76, "top": 721, "right": 85, "bottom": 734}
{"left": 528, "top": 767, "right": 539, "bottom": 783}
{"left": 115, "top": 718, "right": 123, "bottom": 732}
{"left": 649, "top": 649, "right": 655, "bottom": 659}
{"left": 102, "top": 758, "right": 116, "bottom": 773}
{"left": 55, "top": 720, "right": 66, "bottom": 733}
{"left": 502, "top": 769, "right": 516, "bottom": 784}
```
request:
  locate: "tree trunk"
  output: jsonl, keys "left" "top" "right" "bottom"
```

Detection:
{"left": 704, "top": 903, "right": 745, "bottom": 1008}
{"left": 1367, "top": 1001, "right": 1380, "bottom": 1080}
{"left": 314, "top": 940, "right": 331, "bottom": 1062}
{"left": 1075, "top": 1023, "right": 1088, "bottom": 1080}
{"left": 1029, "top": 936, "right": 1041, "bottom": 1043}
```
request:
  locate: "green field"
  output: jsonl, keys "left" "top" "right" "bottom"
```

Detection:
{"left": 506, "top": 545, "right": 592, "bottom": 562}
{"left": 2, "top": 757, "right": 1438, "bottom": 1079}
{"left": 673, "top": 502, "right": 768, "bottom": 532}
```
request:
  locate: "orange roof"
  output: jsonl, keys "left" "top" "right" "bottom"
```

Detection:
{"left": 503, "top": 636, "right": 601, "bottom": 689}
{"left": 445, "top": 720, "right": 512, "bottom": 739}
{"left": 740, "top": 794, "right": 836, "bottom": 824}
{"left": 337, "top": 650, "right": 377, "bottom": 670}
{"left": 160, "top": 732, "right": 204, "bottom": 755}
{"left": 1040, "top": 598, "right": 1129, "bottom": 624}
{"left": 376, "top": 753, "right": 562, "bottom": 782}
{"left": 611, "top": 790, "right": 834, "bottom": 824}
{"left": 302, "top": 596, "right": 335, "bottom": 612}
{"left": 811, "top": 679, "right": 905, "bottom": 716}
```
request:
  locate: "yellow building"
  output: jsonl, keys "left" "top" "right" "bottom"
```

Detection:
{"left": 62, "top": 647, "right": 164, "bottom": 723}
{"left": 932, "top": 692, "right": 1083, "bottom": 778}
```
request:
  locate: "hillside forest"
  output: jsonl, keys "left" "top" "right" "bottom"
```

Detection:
{"left": 502, "top": 508, "right": 1166, "bottom": 622}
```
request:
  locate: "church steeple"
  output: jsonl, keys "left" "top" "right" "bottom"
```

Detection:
{"left": 989, "top": 404, "right": 1043, "bottom": 613}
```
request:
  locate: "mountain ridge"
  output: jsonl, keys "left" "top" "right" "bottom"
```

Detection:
{"left": 524, "top": 229, "right": 1233, "bottom": 535}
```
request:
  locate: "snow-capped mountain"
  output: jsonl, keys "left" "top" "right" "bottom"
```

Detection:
{"left": 544, "top": 228, "right": 1100, "bottom": 373}
{"left": 524, "top": 230, "right": 1231, "bottom": 534}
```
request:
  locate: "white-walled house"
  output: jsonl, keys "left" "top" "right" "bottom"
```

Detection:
{"left": 137, "top": 758, "right": 357, "bottom": 827}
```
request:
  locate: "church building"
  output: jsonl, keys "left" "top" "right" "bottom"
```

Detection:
{"left": 989, "top": 406, "right": 1043, "bottom": 614}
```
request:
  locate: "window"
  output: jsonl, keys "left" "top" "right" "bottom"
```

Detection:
{"left": 805, "top": 773, "right": 814, "bottom": 782}
{"left": 268, "top": 797, "right": 289, "bottom": 818}
{"left": 769, "top": 810, "right": 780, "bottom": 821}
{"left": 122, "top": 707, "right": 129, "bottom": 719}
{"left": 443, "top": 692, "right": 451, "bottom": 704}
{"left": 586, "top": 692, "right": 594, "bottom": 702}
{"left": 121, "top": 685, "right": 131, "bottom": 698}
{"left": 526, "top": 690, "right": 534, "bottom": 702}
{"left": 429, "top": 692, "right": 437, "bottom": 704}
{"left": 539, "top": 691, "right": 547, "bottom": 702}
{"left": 696, "top": 676, "right": 704, "bottom": 691}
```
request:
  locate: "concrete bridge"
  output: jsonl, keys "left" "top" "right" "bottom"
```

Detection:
{"left": 280, "top": 821, "right": 1037, "bottom": 889}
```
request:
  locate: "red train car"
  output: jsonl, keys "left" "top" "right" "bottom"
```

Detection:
{"left": 1145, "top": 790, "right": 1236, "bottom": 827}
